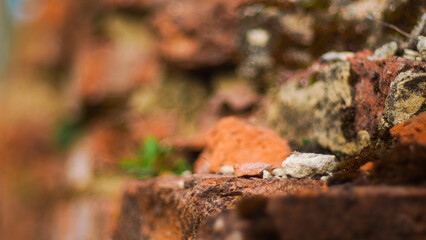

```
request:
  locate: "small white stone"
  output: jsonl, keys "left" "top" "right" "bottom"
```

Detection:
{"left": 272, "top": 168, "right": 285, "bottom": 177}
{"left": 320, "top": 51, "right": 354, "bottom": 62}
{"left": 263, "top": 170, "right": 272, "bottom": 179}
{"left": 417, "top": 36, "right": 426, "bottom": 60}
{"left": 320, "top": 175, "right": 330, "bottom": 181}
{"left": 247, "top": 28, "right": 270, "bottom": 47}
{"left": 281, "top": 152, "right": 337, "bottom": 178}
{"left": 177, "top": 180, "right": 185, "bottom": 189}
{"left": 220, "top": 165, "right": 235, "bottom": 175}
{"left": 66, "top": 144, "right": 93, "bottom": 190}
{"left": 213, "top": 217, "right": 225, "bottom": 232}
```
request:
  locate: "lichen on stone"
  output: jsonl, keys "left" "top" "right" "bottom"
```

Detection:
{"left": 270, "top": 61, "right": 371, "bottom": 155}
{"left": 380, "top": 70, "right": 426, "bottom": 130}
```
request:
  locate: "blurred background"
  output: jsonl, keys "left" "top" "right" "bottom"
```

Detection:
{"left": 0, "top": 0, "right": 424, "bottom": 239}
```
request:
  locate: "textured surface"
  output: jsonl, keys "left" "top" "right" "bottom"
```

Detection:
{"left": 267, "top": 54, "right": 426, "bottom": 155}
{"left": 381, "top": 71, "right": 426, "bottom": 128}
{"left": 199, "top": 186, "right": 426, "bottom": 240}
{"left": 281, "top": 152, "right": 337, "bottom": 178}
{"left": 112, "top": 174, "right": 324, "bottom": 240}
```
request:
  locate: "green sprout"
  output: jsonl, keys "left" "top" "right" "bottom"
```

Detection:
{"left": 301, "top": 138, "right": 310, "bottom": 147}
{"left": 54, "top": 119, "right": 83, "bottom": 149}
{"left": 121, "top": 137, "right": 190, "bottom": 178}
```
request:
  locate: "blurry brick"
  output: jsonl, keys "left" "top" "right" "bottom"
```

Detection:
{"left": 87, "top": 123, "right": 134, "bottom": 170}
{"left": 101, "top": 0, "right": 165, "bottom": 9}
{"left": 71, "top": 41, "right": 160, "bottom": 104}
{"left": 150, "top": 0, "right": 245, "bottom": 69}
{"left": 129, "top": 113, "right": 179, "bottom": 142}
{"left": 360, "top": 161, "right": 374, "bottom": 172}
{"left": 194, "top": 117, "right": 292, "bottom": 174}
{"left": 51, "top": 197, "right": 120, "bottom": 240}
{"left": 390, "top": 112, "right": 426, "bottom": 146}
{"left": 370, "top": 144, "right": 426, "bottom": 185}
{"left": 70, "top": 15, "right": 160, "bottom": 104}
{"left": 199, "top": 186, "right": 426, "bottom": 240}
{"left": 209, "top": 75, "right": 260, "bottom": 113}
{"left": 112, "top": 174, "right": 324, "bottom": 240}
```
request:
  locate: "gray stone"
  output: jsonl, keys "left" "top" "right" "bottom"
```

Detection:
{"left": 281, "top": 152, "right": 337, "bottom": 179}
{"left": 368, "top": 41, "right": 398, "bottom": 61}
{"left": 380, "top": 71, "right": 426, "bottom": 129}
{"left": 267, "top": 61, "right": 369, "bottom": 155}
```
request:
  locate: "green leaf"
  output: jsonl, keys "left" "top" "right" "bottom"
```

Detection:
{"left": 121, "top": 137, "right": 189, "bottom": 178}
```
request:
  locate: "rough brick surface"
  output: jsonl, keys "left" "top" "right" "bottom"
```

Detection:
{"left": 150, "top": 0, "right": 244, "bottom": 69}
{"left": 199, "top": 186, "right": 426, "bottom": 240}
{"left": 112, "top": 174, "right": 324, "bottom": 240}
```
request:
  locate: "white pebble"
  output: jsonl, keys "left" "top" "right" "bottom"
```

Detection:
{"left": 320, "top": 176, "right": 330, "bottom": 181}
{"left": 263, "top": 170, "right": 272, "bottom": 179}
{"left": 247, "top": 28, "right": 270, "bottom": 47}
{"left": 177, "top": 180, "right": 185, "bottom": 189}
{"left": 272, "top": 168, "right": 285, "bottom": 177}
{"left": 220, "top": 165, "right": 235, "bottom": 175}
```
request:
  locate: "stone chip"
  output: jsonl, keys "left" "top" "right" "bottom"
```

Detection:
{"left": 234, "top": 162, "right": 272, "bottom": 178}
{"left": 281, "top": 152, "right": 337, "bottom": 178}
